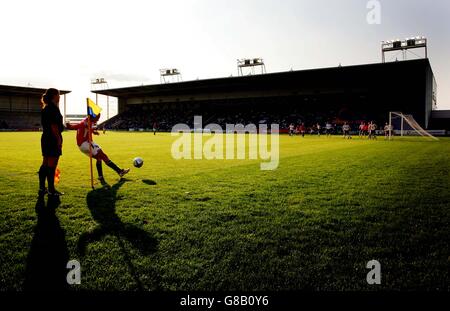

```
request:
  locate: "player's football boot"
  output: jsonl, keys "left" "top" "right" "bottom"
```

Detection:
{"left": 48, "top": 190, "right": 64, "bottom": 197}
{"left": 119, "top": 168, "right": 130, "bottom": 178}
{"left": 38, "top": 188, "right": 48, "bottom": 196}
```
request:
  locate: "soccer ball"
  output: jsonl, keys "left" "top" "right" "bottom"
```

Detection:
{"left": 133, "top": 157, "right": 144, "bottom": 168}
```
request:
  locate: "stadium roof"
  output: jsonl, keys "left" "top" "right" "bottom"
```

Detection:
{"left": 0, "top": 85, "right": 71, "bottom": 96}
{"left": 92, "top": 59, "right": 433, "bottom": 98}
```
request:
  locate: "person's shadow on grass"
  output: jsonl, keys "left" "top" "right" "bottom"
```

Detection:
{"left": 24, "top": 196, "right": 69, "bottom": 291}
{"left": 77, "top": 179, "right": 158, "bottom": 290}
{"left": 142, "top": 179, "right": 157, "bottom": 186}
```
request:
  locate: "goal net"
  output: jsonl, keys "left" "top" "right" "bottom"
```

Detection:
{"left": 388, "top": 112, "right": 438, "bottom": 140}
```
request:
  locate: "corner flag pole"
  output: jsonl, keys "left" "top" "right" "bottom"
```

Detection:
{"left": 87, "top": 98, "right": 94, "bottom": 189}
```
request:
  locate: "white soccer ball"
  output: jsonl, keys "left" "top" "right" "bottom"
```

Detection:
{"left": 133, "top": 157, "right": 144, "bottom": 168}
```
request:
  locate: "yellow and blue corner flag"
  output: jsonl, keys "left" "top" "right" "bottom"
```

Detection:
{"left": 87, "top": 98, "right": 102, "bottom": 118}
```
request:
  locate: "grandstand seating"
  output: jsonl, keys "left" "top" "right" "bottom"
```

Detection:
{"left": 99, "top": 102, "right": 380, "bottom": 134}
{"left": 0, "top": 112, "right": 41, "bottom": 130}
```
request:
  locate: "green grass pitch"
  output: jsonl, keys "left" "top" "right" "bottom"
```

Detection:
{"left": 0, "top": 131, "right": 449, "bottom": 291}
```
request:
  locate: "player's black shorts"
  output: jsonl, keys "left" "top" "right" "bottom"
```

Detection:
{"left": 41, "top": 134, "right": 62, "bottom": 157}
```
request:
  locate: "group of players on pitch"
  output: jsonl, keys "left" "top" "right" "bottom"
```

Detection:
{"left": 38, "top": 88, "right": 129, "bottom": 197}
{"left": 288, "top": 121, "right": 394, "bottom": 140}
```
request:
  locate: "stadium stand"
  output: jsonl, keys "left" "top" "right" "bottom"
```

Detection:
{"left": 96, "top": 59, "right": 444, "bottom": 134}
{"left": 100, "top": 101, "right": 368, "bottom": 134}
{"left": 0, "top": 85, "right": 70, "bottom": 130}
{"left": 0, "top": 112, "right": 41, "bottom": 130}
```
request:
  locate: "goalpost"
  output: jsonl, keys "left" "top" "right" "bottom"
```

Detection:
{"left": 388, "top": 112, "right": 438, "bottom": 141}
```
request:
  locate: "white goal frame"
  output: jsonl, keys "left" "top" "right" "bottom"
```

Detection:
{"left": 388, "top": 112, "right": 438, "bottom": 141}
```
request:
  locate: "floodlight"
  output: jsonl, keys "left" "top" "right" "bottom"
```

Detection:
{"left": 381, "top": 36, "right": 428, "bottom": 62}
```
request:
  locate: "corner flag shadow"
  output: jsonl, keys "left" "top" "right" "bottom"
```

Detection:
{"left": 78, "top": 179, "right": 158, "bottom": 290}
{"left": 24, "top": 196, "right": 69, "bottom": 291}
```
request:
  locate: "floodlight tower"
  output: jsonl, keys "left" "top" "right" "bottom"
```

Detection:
{"left": 381, "top": 36, "right": 428, "bottom": 63}
{"left": 237, "top": 58, "right": 267, "bottom": 76}
{"left": 160, "top": 68, "right": 182, "bottom": 83}
{"left": 91, "top": 78, "right": 110, "bottom": 119}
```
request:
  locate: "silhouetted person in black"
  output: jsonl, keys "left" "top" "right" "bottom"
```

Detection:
{"left": 38, "top": 88, "right": 64, "bottom": 197}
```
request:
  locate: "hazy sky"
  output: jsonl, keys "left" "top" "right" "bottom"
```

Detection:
{"left": 1, "top": 0, "right": 449, "bottom": 119}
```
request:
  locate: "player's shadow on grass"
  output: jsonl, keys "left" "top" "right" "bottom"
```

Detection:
{"left": 24, "top": 196, "right": 69, "bottom": 291}
{"left": 78, "top": 179, "right": 158, "bottom": 290}
{"left": 142, "top": 179, "right": 157, "bottom": 186}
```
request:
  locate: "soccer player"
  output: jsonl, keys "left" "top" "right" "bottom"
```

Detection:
{"left": 299, "top": 123, "right": 306, "bottom": 137}
{"left": 289, "top": 123, "right": 295, "bottom": 136}
{"left": 66, "top": 113, "right": 130, "bottom": 183}
{"left": 368, "top": 121, "right": 378, "bottom": 140}
{"left": 359, "top": 122, "right": 365, "bottom": 138}
{"left": 384, "top": 122, "right": 393, "bottom": 139}
{"left": 373, "top": 122, "right": 379, "bottom": 139}
{"left": 342, "top": 122, "right": 351, "bottom": 139}
{"left": 367, "top": 121, "right": 373, "bottom": 139}
{"left": 325, "top": 122, "right": 333, "bottom": 136}
{"left": 316, "top": 123, "right": 321, "bottom": 137}
{"left": 363, "top": 122, "right": 369, "bottom": 138}
{"left": 38, "top": 88, "right": 64, "bottom": 196}
{"left": 153, "top": 121, "right": 158, "bottom": 135}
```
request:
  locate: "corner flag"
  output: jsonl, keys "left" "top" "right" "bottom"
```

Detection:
{"left": 86, "top": 98, "right": 101, "bottom": 189}
{"left": 87, "top": 98, "right": 102, "bottom": 118}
